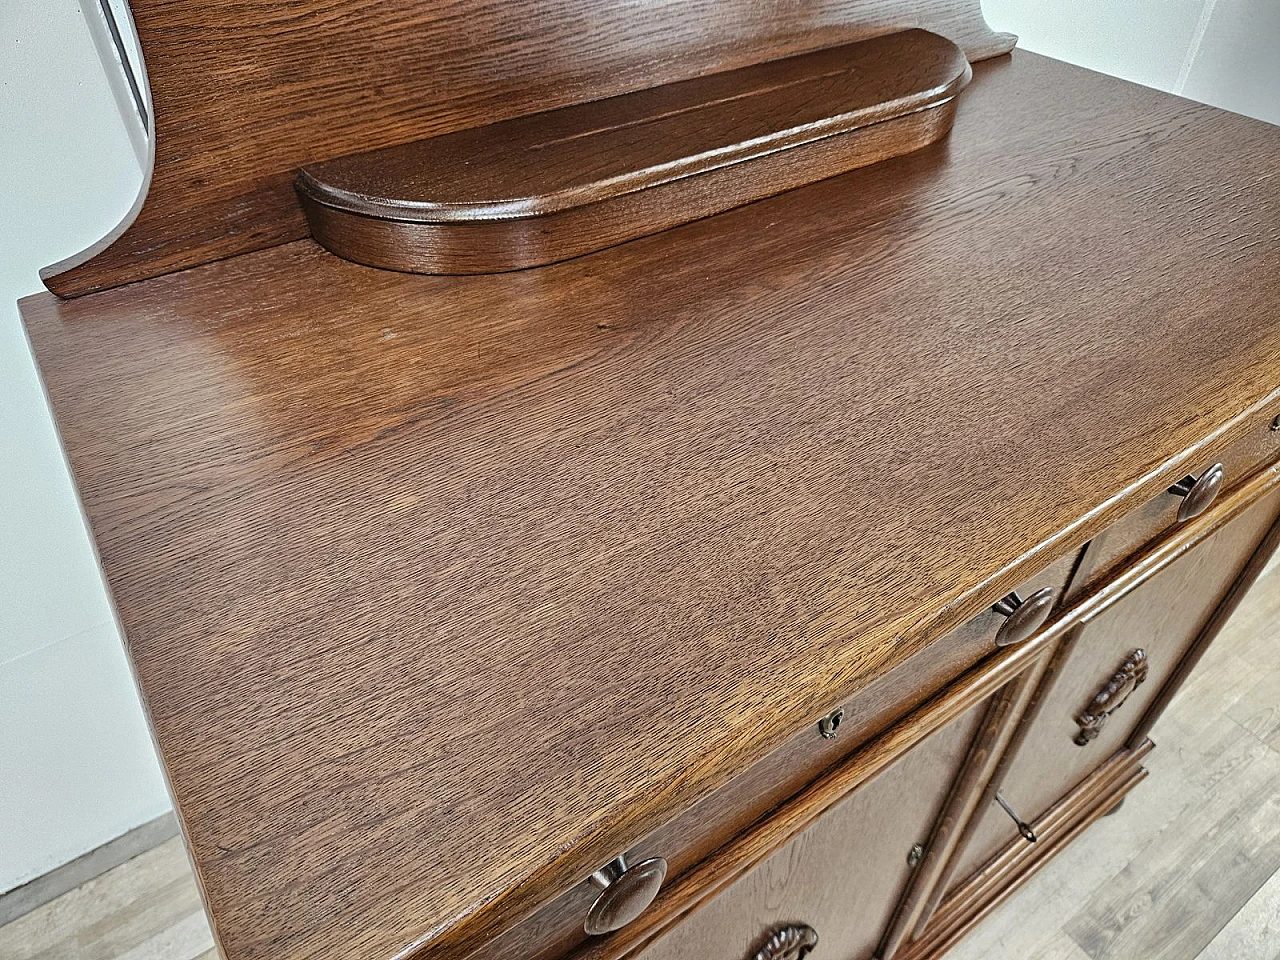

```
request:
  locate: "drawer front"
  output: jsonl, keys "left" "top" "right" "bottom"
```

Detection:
{"left": 630, "top": 702, "right": 989, "bottom": 960}
{"left": 1075, "top": 403, "right": 1280, "bottom": 591}
{"left": 472, "top": 555, "right": 1078, "bottom": 960}
{"left": 946, "top": 487, "right": 1280, "bottom": 889}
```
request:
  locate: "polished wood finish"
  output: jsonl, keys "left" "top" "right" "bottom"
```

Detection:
{"left": 895, "top": 465, "right": 1280, "bottom": 951}
{"left": 630, "top": 701, "right": 986, "bottom": 960}
{"left": 471, "top": 557, "right": 1077, "bottom": 960}
{"left": 41, "top": 0, "right": 1015, "bottom": 296}
{"left": 1126, "top": 493, "right": 1280, "bottom": 748}
{"left": 22, "top": 48, "right": 1280, "bottom": 960}
{"left": 569, "top": 622, "right": 1069, "bottom": 960}
{"left": 939, "top": 487, "right": 1280, "bottom": 899}
{"left": 297, "top": 30, "right": 971, "bottom": 275}
{"left": 898, "top": 743, "right": 1155, "bottom": 960}
{"left": 8, "top": 564, "right": 1279, "bottom": 960}
{"left": 878, "top": 656, "right": 1055, "bottom": 958}
{"left": 910, "top": 466, "right": 1280, "bottom": 943}
{"left": 941, "top": 570, "right": 1280, "bottom": 960}
{"left": 1073, "top": 404, "right": 1280, "bottom": 592}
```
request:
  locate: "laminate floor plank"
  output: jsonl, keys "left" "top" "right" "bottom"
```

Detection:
{"left": 1028, "top": 934, "right": 1097, "bottom": 960}
{"left": 0, "top": 838, "right": 212, "bottom": 960}
{"left": 111, "top": 910, "right": 214, "bottom": 960}
{"left": 1062, "top": 741, "right": 1280, "bottom": 959}
{"left": 1199, "top": 868, "right": 1280, "bottom": 960}
{"left": 1228, "top": 665, "right": 1280, "bottom": 745}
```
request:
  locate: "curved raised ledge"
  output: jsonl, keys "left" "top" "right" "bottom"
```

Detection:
{"left": 295, "top": 28, "right": 972, "bottom": 275}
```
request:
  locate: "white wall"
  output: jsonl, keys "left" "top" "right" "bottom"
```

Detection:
{"left": 0, "top": 0, "right": 1276, "bottom": 895}
{"left": 0, "top": 1, "right": 168, "bottom": 893}
{"left": 984, "top": 0, "right": 1280, "bottom": 125}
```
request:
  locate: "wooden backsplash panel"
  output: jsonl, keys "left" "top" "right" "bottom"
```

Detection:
{"left": 42, "top": 0, "right": 1013, "bottom": 297}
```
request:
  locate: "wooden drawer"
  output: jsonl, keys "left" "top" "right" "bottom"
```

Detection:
{"left": 1075, "top": 401, "right": 1280, "bottom": 591}
{"left": 943, "top": 486, "right": 1280, "bottom": 892}
{"left": 472, "top": 554, "right": 1079, "bottom": 960}
{"left": 630, "top": 702, "right": 988, "bottom": 960}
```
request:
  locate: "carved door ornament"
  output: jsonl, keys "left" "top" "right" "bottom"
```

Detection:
{"left": 751, "top": 924, "right": 820, "bottom": 960}
{"left": 1075, "top": 648, "right": 1149, "bottom": 745}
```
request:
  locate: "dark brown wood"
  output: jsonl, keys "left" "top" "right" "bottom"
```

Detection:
{"left": 938, "top": 487, "right": 1280, "bottom": 897}
{"left": 911, "top": 464, "right": 1280, "bottom": 939}
{"left": 1075, "top": 649, "right": 1150, "bottom": 745}
{"left": 1072, "top": 404, "right": 1280, "bottom": 591}
{"left": 877, "top": 656, "right": 1055, "bottom": 958}
{"left": 22, "top": 51, "right": 1280, "bottom": 960}
{"left": 470, "top": 555, "right": 1079, "bottom": 960}
{"left": 570, "top": 622, "right": 1067, "bottom": 960}
{"left": 908, "top": 631, "right": 1083, "bottom": 940}
{"left": 628, "top": 701, "right": 988, "bottom": 960}
{"left": 41, "top": 0, "right": 1015, "bottom": 297}
{"left": 296, "top": 30, "right": 971, "bottom": 275}
{"left": 1126, "top": 489, "right": 1280, "bottom": 747}
{"left": 898, "top": 743, "right": 1154, "bottom": 960}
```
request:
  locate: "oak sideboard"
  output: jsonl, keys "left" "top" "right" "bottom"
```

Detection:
{"left": 21, "top": 2, "right": 1280, "bottom": 960}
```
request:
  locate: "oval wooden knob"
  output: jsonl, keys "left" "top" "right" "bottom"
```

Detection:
{"left": 1168, "top": 463, "right": 1225, "bottom": 522}
{"left": 991, "top": 586, "right": 1057, "bottom": 648}
{"left": 584, "top": 855, "right": 667, "bottom": 935}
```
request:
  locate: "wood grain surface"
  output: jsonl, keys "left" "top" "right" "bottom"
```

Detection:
{"left": 941, "top": 489, "right": 1280, "bottom": 904}
{"left": 631, "top": 701, "right": 987, "bottom": 960}
{"left": 567, "top": 467, "right": 1280, "bottom": 960}
{"left": 297, "top": 30, "right": 971, "bottom": 274}
{"left": 940, "top": 559, "right": 1280, "bottom": 960}
{"left": 570, "top": 619, "right": 1067, "bottom": 960}
{"left": 879, "top": 653, "right": 1055, "bottom": 957}
{"left": 41, "top": 0, "right": 1014, "bottom": 297}
{"left": 21, "top": 51, "right": 1280, "bottom": 960}
{"left": 901, "top": 744, "right": 1154, "bottom": 960}
{"left": 468, "top": 554, "right": 1076, "bottom": 960}
{"left": 300, "top": 102, "right": 963, "bottom": 276}
{"left": 1126, "top": 489, "right": 1280, "bottom": 747}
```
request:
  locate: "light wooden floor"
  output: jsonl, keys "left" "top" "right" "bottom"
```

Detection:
{"left": 2, "top": 564, "right": 1277, "bottom": 960}
{"left": 0, "top": 836, "right": 214, "bottom": 960}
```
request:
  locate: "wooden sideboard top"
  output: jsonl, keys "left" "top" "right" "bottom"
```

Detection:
{"left": 21, "top": 50, "right": 1280, "bottom": 960}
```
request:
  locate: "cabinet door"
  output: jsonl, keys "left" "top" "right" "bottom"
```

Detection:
{"left": 944, "top": 488, "right": 1280, "bottom": 891}
{"left": 631, "top": 702, "right": 990, "bottom": 960}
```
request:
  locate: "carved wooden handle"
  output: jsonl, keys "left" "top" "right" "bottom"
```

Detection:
{"left": 1075, "top": 649, "right": 1149, "bottom": 745}
{"left": 752, "top": 925, "right": 819, "bottom": 960}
